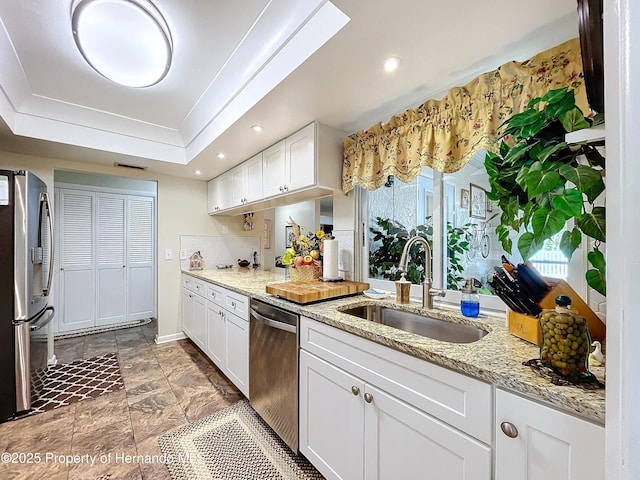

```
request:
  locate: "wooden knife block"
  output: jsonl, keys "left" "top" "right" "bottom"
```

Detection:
{"left": 506, "top": 279, "right": 606, "bottom": 345}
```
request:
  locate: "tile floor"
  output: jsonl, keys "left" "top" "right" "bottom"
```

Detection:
{"left": 0, "top": 320, "right": 244, "bottom": 480}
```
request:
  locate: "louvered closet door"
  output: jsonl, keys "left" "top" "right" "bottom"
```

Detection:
{"left": 59, "top": 190, "right": 95, "bottom": 332}
{"left": 96, "top": 194, "right": 126, "bottom": 326}
{"left": 127, "top": 196, "right": 155, "bottom": 321}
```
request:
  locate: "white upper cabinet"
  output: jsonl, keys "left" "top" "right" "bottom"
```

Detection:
{"left": 231, "top": 152, "right": 263, "bottom": 207}
{"left": 207, "top": 172, "right": 232, "bottom": 213}
{"left": 263, "top": 140, "right": 286, "bottom": 198}
{"left": 208, "top": 122, "right": 345, "bottom": 215}
{"left": 284, "top": 122, "right": 316, "bottom": 193}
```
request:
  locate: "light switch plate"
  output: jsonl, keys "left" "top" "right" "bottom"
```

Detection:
{"left": 164, "top": 249, "right": 173, "bottom": 260}
{"left": 179, "top": 249, "right": 187, "bottom": 260}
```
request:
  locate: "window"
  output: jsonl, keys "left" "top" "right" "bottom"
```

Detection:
{"left": 359, "top": 150, "right": 586, "bottom": 312}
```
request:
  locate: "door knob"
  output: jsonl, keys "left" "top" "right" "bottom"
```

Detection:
{"left": 500, "top": 422, "right": 519, "bottom": 438}
{"left": 351, "top": 386, "right": 360, "bottom": 396}
{"left": 364, "top": 393, "right": 373, "bottom": 403}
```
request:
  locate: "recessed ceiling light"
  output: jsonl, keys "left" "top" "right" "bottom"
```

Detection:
{"left": 71, "top": 0, "right": 173, "bottom": 88}
{"left": 251, "top": 125, "right": 264, "bottom": 133}
{"left": 194, "top": 170, "right": 201, "bottom": 175}
{"left": 216, "top": 153, "right": 225, "bottom": 159}
{"left": 383, "top": 56, "right": 402, "bottom": 73}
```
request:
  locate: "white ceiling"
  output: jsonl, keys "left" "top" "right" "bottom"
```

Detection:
{"left": 0, "top": 0, "right": 579, "bottom": 181}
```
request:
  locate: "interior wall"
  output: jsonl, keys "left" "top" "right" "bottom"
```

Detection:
{"left": 273, "top": 199, "right": 319, "bottom": 268}
{"left": 0, "top": 151, "right": 259, "bottom": 340}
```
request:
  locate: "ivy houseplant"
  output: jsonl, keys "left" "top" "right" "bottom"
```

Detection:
{"left": 485, "top": 87, "right": 606, "bottom": 294}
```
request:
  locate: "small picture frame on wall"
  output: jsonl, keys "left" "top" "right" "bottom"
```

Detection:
{"left": 487, "top": 198, "right": 494, "bottom": 213}
{"left": 285, "top": 225, "right": 296, "bottom": 248}
{"left": 460, "top": 188, "right": 470, "bottom": 209}
{"left": 470, "top": 183, "right": 487, "bottom": 220}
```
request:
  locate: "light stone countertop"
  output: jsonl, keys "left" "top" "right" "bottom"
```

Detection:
{"left": 184, "top": 268, "right": 606, "bottom": 424}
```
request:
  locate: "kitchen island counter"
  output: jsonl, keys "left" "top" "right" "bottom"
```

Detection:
{"left": 184, "top": 268, "right": 605, "bottom": 424}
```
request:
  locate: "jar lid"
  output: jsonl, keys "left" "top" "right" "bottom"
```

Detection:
{"left": 555, "top": 295, "right": 572, "bottom": 307}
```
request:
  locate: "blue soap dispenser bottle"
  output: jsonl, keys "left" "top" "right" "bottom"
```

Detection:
{"left": 461, "top": 278, "right": 480, "bottom": 317}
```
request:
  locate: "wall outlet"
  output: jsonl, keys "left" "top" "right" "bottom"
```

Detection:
{"left": 164, "top": 249, "right": 173, "bottom": 260}
{"left": 179, "top": 249, "right": 187, "bottom": 260}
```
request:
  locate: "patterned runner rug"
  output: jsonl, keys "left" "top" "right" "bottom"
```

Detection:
{"left": 26, "top": 353, "right": 123, "bottom": 416}
{"left": 159, "top": 400, "right": 324, "bottom": 480}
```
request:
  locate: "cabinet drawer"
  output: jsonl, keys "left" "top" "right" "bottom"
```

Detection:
{"left": 225, "top": 291, "right": 248, "bottom": 321}
{"left": 300, "top": 317, "right": 492, "bottom": 444}
{"left": 182, "top": 274, "right": 206, "bottom": 295}
{"left": 206, "top": 283, "right": 226, "bottom": 307}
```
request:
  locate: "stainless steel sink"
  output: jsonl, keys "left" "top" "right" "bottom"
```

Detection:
{"left": 339, "top": 304, "right": 488, "bottom": 344}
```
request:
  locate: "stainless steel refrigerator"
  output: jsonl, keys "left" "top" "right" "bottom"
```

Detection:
{"left": 0, "top": 170, "right": 54, "bottom": 421}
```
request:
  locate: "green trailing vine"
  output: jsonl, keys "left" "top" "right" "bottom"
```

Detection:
{"left": 485, "top": 87, "right": 606, "bottom": 295}
{"left": 368, "top": 217, "right": 471, "bottom": 290}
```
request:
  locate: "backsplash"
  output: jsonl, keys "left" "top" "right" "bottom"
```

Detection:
{"left": 180, "top": 235, "right": 262, "bottom": 270}
{"left": 331, "top": 230, "right": 355, "bottom": 281}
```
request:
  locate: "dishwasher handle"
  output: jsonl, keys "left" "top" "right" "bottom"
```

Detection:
{"left": 250, "top": 308, "right": 297, "bottom": 334}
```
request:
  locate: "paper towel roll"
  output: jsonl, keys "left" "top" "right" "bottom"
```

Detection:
{"left": 322, "top": 238, "right": 340, "bottom": 279}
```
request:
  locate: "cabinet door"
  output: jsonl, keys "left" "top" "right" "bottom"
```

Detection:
{"left": 225, "top": 312, "right": 249, "bottom": 397}
{"left": 96, "top": 194, "right": 126, "bottom": 326}
{"left": 207, "top": 178, "right": 218, "bottom": 214}
{"left": 206, "top": 301, "right": 225, "bottom": 367}
{"left": 244, "top": 153, "right": 263, "bottom": 203}
{"left": 495, "top": 389, "right": 604, "bottom": 480}
{"left": 181, "top": 287, "right": 194, "bottom": 338}
{"left": 217, "top": 173, "right": 233, "bottom": 211}
{"left": 299, "top": 350, "right": 365, "bottom": 480}
{"left": 262, "top": 140, "right": 286, "bottom": 198}
{"left": 365, "top": 384, "right": 491, "bottom": 480}
{"left": 285, "top": 122, "right": 316, "bottom": 192}
{"left": 192, "top": 293, "right": 207, "bottom": 351}
{"left": 230, "top": 165, "right": 247, "bottom": 208}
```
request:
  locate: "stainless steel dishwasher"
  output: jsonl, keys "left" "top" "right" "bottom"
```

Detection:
{"left": 249, "top": 298, "right": 299, "bottom": 452}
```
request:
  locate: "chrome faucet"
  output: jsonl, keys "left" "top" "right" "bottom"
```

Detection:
{"left": 398, "top": 236, "right": 446, "bottom": 309}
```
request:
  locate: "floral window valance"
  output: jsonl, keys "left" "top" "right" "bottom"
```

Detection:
{"left": 342, "top": 38, "right": 589, "bottom": 193}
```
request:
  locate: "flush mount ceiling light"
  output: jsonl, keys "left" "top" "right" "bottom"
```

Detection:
{"left": 216, "top": 153, "right": 225, "bottom": 159}
{"left": 251, "top": 125, "right": 264, "bottom": 133}
{"left": 71, "top": 0, "right": 173, "bottom": 88}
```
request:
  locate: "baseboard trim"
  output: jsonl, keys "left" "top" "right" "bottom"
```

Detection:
{"left": 155, "top": 332, "right": 187, "bottom": 344}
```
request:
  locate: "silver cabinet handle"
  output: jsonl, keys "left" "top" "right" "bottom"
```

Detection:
{"left": 364, "top": 393, "right": 373, "bottom": 403}
{"left": 283, "top": 185, "right": 289, "bottom": 191}
{"left": 188, "top": 294, "right": 192, "bottom": 298}
{"left": 60, "top": 267, "right": 64, "bottom": 271}
{"left": 500, "top": 422, "right": 519, "bottom": 438}
{"left": 231, "top": 301, "right": 236, "bottom": 308}
{"left": 279, "top": 185, "right": 284, "bottom": 192}
{"left": 351, "top": 386, "right": 360, "bottom": 396}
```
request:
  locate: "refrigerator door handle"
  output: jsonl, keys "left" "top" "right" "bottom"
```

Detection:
{"left": 30, "top": 306, "right": 54, "bottom": 332}
{"left": 40, "top": 192, "right": 54, "bottom": 297}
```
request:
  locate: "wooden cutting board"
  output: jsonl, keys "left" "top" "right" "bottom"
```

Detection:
{"left": 266, "top": 280, "right": 370, "bottom": 304}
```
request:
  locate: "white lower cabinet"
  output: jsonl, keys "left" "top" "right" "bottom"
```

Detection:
{"left": 495, "top": 389, "right": 604, "bottom": 480}
{"left": 181, "top": 275, "right": 249, "bottom": 398}
{"left": 205, "top": 302, "right": 249, "bottom": 397}
{"left": 181, "top": 287, "right": 194, "bottom": 338}
{"left": 206, "top": 303, "right": 225, "bottom": 366}
{"left": 300, "top": 351, "right": 364, "bottom": 480}
{"left": 223, "top": 312, "right": 249, "bottom": 396}
{"left": 299, "top": 318, "right": 492, "bottom": 480}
